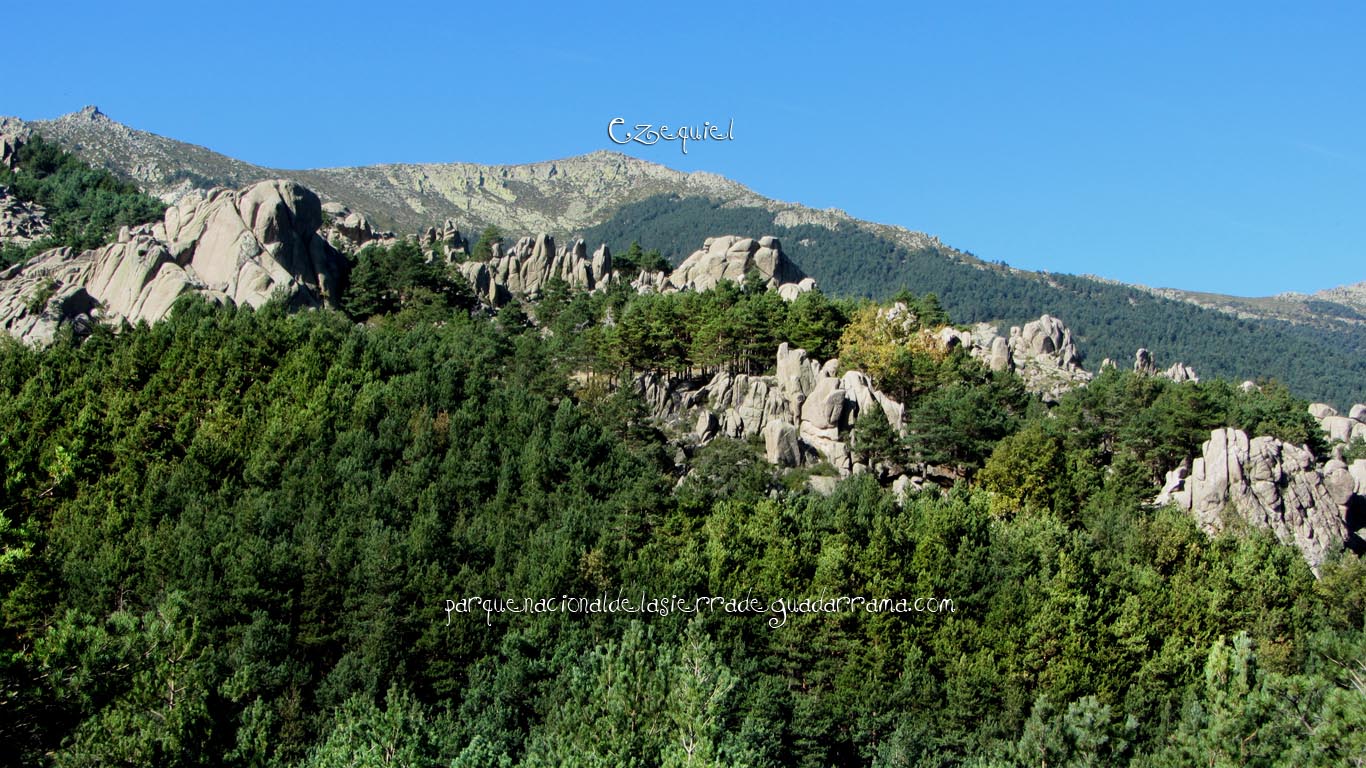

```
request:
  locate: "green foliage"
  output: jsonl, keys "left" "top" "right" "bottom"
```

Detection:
{"left": 519, "top": 276, "right": 849, "bottom": 381}
{"left": 1012, "top": 695, "right": 1136, "bottom": 767}
{"left": 613, "top": 241, "right": 671, "bottom": 279}
{"left": 471, "top": 225, "right": 504, "bottom": 261}
{"left": 344, "top": 238, "right": 476, "bottom": 322}
{"left": 300, "top": 686, "right": 454, "bottom": 768}
{"left": 0, "top": 288, "right": 1360, "bottom": 767}
{"left": 584, "top": 194, "right": 1366, "bottom": 405}
{"left": 24, "top": 279, "right": 58, "bottom": 315}
{"left": 850, "top": 402, "right": 903, "bottom": 471}
{"left": 0, "top": 134, "right": 166, "bottom": 265}
{"left": 979, "top": 420, "right": 1072, "bottom": 516}
{"left": 902, "top": 358, "right": 1032, "bottom": 476}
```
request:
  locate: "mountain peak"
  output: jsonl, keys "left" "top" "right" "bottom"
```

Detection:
{"left": 71, "top": 105, "right": 108, "bottom": 122}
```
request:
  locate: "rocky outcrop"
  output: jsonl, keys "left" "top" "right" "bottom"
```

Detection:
{"left": 640, "top": 343, "right": 906, "bottom": 479}
{"left": 0, "top": 185, "right": 47, "bottom": 246}
{"left": 0, "top": 180, "right": 346, "bottom": 345}
{"left": 632, "top": 236, "right": 814, "bottom": 299}
{"left": 458, "top": 234, "right": 613, "bottom": 307}
{"left": 763, "top": 420, "right": 802, "bottom": 467}
{"left": 321, "top": 201, "right": 392, "bottom": 251}
{"left": 419, "top": 219, "right": 468, "bottom": 258}
{"left": 1134, "top": 347, "right": 1198, "bottom": 383}
{"left": 1308, "top": 402, "right": 1366, "bottom": 445}
{"left": 1163, "top": 362, "right": 1199, "bottom": 383}
{"left": 1, "top": 117, "right": 29, "bottom": 170}
{"left": 1, "top": 121, "right": 50, "bottom": 247}
{"left": 1156, "top": 427, "right": 1364, "bottom": 574}
{"left": 938, "top": 313, "right": 1091, "bottom": 402}
{"left": 458, "top": 232, "right": 811, "bottom": 310}
{"left": 1134, "top": 348, "right": 1158, "bottom": 375}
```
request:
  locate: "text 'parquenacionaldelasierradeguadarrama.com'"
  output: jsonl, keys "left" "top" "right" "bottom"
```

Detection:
{"left": 446, "top": 592, "right": 957, "bottom": 629}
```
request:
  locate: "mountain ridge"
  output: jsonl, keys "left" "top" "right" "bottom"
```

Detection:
{"left": 6, "top": 106, "right": 1366, "bottom": 405}
{"left": 25, "top": 107, "right": 1357, "bottom": 304}
{"left": 18, "top": 106, "right": 955, "bottom": 265}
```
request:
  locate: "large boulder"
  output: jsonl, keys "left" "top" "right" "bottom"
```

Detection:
{"left": 1310, "top": 402, "right": 1366, "bottom": 445}
{"left": 763, "top": 419, "right": 802, "bottom": 467}
{"left": 800, "top": 376, "right": 847, "bottom": 431}
{"left": 938, "top": 313, "right": 1091, "bottom": 402}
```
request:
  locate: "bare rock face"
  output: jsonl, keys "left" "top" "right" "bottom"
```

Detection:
{"left": 0, "top": 180, "right": 345, "bottom": 344}
{"left": 653, "top": 235, "right": 811, "bottom": 297}
{"left": 0, "top": 185, "right": 48, "bottom": 246}
{"left": 1164, "top": 362, "right": 1199, "bottom": 383}
{"left": 1, "top": 117, "right": 30, "bottom": 170}
{"left": 453, "top": 230, "right": 814, "bottom": 310}
{"left": 763, "top": 420, "right": 802, "bottom": 467}
{"left": 638, "top": 341, "right": 905, "bottom": 479}
{"left": 1134, "top": 348, "right": 1158, "bottom": 375}
{"left": 1133, "top": 347, "right": 1198, "bottom": 383}
{"left": 938, "top": 313, "right": 1091, "bottom": 402}
{"left": 1309, "top": 403, "right": 1339, "bottom": 420}
{"left": 1156, "top": 427, "right": 1362, "bottom": 574}
{"left": 458, "top": 234, "right": 613, "bottom": 306}
{"left": 321, "top": 201, "right": 392, "bottom": 252}
{"left": 777, "top": 277, "right": 818, "bottom": 301}
{"left": 418, "top": 218, "right": 468, "bottom": 258}
{"left": 1309, "top": 403, "right": 1366, "bottom": 445}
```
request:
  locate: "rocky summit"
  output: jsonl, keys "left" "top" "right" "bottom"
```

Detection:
{"left": 0, "top": 180, "right": 345, "bottom": 344}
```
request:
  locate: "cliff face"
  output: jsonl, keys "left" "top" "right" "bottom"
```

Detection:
{"left": 0, "top": 180, "right": 346, "bottom": 344}
{"left": 1155, "top": 403, "right": 1366, "bottom": 575}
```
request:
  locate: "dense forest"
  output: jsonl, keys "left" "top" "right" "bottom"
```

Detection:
{"left": 1, "top": 232, "right": 1363, "bottom": 766}
{"left": 0, "top": 134, "right": 167, "bottom": 268}
{"left": 581, "top": 195, "right": 1366, "bottom": 407}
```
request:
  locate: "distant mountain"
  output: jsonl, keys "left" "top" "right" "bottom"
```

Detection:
{"left": 1130, "top": 281, "right": 1366, "bottom": 332}
{"left": 9, "top": 106, "right": 1365, "bottom": 406}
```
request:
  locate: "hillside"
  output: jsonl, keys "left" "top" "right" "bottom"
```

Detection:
{"left": 11, "top": 107, "right": 1366, "bottom": 405}
{"left": 1136, "top": 281, "right": 1366, "bottom": 331}
{"left": 2, "top": 134, "right": 1365, "bottom": 767}
{"left": 4, "top": 236, "right": 1364, "bottom": 766}
{"left": 583, "top": 195, "right": 1366, "bottom": 406}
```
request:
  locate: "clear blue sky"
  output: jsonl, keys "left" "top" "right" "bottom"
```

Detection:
{"left": 8, "top": 1, "right": 1364, "bottom": 296}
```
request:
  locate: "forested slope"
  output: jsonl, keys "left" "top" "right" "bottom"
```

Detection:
{"left": 1, "top": 272, "right": 1362, "bottom": 766}
{"left": 583, "top": 195, "right": 1366, "bottom": 406}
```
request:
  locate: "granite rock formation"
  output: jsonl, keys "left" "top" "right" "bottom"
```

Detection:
{"left": 631, "top": 236, "right": 815, "bottom": 300}
{"left": 1156, "top": 427, "right": 1365, "bottom": 574}
{"left": 1308, "top": 402, "right": 1366, "bottom": 445}
{"left": 456, "top": 234, "right": 613, "bottom": 306}
{"left": 0, "top": 180, "right": 346, "bottom": 344}
{"left": 937, "top": 312, "right": 1091, "bottom": 402}
{"left": 321, "top": 201, "right": 392, "bottom": 252}
{"left": 637, "top": 343, "right": 906, "bottom": 480}
{"left": 0, "top": 185, "right": 47, "bottom": 246}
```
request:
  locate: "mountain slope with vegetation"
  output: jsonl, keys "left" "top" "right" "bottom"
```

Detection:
{"left": 0, "top": 140, "right": 1363, "bottom": 764}
{"left": 585, "top": 195, "right": 1366, "bottom": 406}
{"left": 8, "top": 106, "right": 1365, "bottom": 407}
{"left": 3, "top": 261, "right": 1363, "bottom": 766}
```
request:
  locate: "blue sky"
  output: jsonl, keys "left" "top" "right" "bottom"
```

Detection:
{"left": 8, "top": 1, "right": 1364, "bottom": 296}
